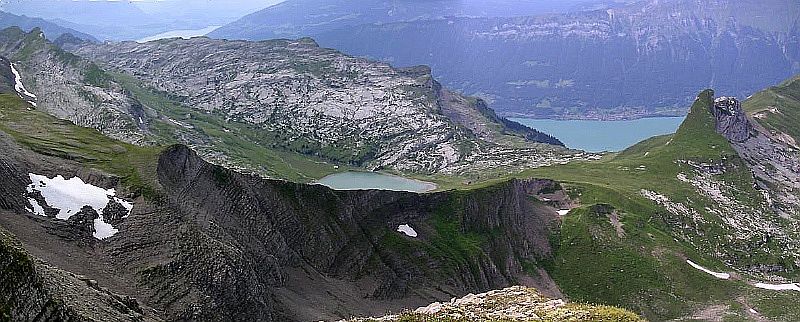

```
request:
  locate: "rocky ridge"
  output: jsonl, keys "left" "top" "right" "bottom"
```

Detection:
{"left": 637, "top": 91, "right": 800, "bottom": 277}
{"left": 65, "top": 35, "right": 578, "bottom": 175}
{"left": 0, "top": 27, "right": 148, "bottom": 144}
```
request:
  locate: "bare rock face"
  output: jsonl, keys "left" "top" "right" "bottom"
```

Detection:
{"left": 102, "top": 199, "right": 129, "bottom": 226}
{"left": 0, "top": 27, "right": 150, "bottom": 145}
{"left": 712, "top": 97, "right": 755, "bottom": 143}
{"left": 346, "top": 286, "right": 645, "bottom": 322}
{"left": 67, "top": 36, "right": 579, "bottom": 175}
{"left": 709, "top": 96, "right": 800, "bottom": 216}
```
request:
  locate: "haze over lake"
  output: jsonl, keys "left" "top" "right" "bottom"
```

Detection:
{"left": 511, "top": 117, "right": 686, "bottom": 152}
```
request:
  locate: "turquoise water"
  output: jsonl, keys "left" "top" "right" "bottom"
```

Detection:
{"left": 510, "top": 117, "right": 686, "bottom": 152}
{"left": 317, "top": 172, "right": 437, "bottom": 192}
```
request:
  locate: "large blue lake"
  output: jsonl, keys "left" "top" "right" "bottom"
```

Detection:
{"left": 510, "top": 117, "right": 686, "bottom": 152}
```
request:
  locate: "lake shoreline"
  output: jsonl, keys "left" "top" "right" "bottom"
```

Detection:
{"left": 501, "top": 113, "right": 687, "bottom": 122}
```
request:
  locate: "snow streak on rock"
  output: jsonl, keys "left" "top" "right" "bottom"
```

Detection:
{"left": 686, "top": 259, "right": 730, "bottom": 279}
{"left": 10, "top": 62, "right": 36, "bottom": 99}
{"left": 754, "top": 283, "right": 800, "bottom": 291}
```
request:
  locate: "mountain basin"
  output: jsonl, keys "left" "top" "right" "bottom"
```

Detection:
{"left": 316, "top": 171, "right": 437, "bottom": 192}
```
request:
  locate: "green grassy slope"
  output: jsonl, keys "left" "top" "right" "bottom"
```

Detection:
{"left": 512, "top": 90, "right": 796, "bottom": 321}
{"left": 0, "top": 94, "right": 161, "bottom": 198}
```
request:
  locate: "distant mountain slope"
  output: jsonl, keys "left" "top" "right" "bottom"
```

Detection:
{"left": 208, "top": 0, "right": 615, "bottom": 41}
{"left": 0, "top": 0, "right": 148, "bottom": 26}
{"left": 0, "top": 10, "right": 96, "bottom": 42}
{"left": 1, "top": 0, "right": 216, "bottom": 40}
{"left": 212, "top": 0, "right": 800, "bottom": 119}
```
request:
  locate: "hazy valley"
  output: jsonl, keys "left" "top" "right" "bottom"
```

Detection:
{"left": 213, "top": 0, "right": 800, "bottom": 119}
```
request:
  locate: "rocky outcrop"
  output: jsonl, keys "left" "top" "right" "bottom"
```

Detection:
{"left": 346, "top": 286, "right": 645, "bottom": 322}
{"left": 102, "top": 199, "right": 129, "bottom": 227}
{"left": 710, "top": 96, "right": 800, "bottom": 216}
{"left": 711, "top": 97, "right": 756, "bottom": 143}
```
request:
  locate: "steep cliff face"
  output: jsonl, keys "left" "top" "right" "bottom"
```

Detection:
{"left": 149, "top": 144, "right": 562, "bottom": 320}
{"left": 0, "top": 110, "right": 566, "bottom": 321}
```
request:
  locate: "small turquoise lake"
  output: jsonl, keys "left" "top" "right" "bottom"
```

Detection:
{"left": 317, "top": 172, "right": 437, "bottom": 192}
{"left": 510, "top": 117, "right": 686, "bottom": 152}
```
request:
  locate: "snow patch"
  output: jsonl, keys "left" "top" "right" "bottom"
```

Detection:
{"left": 93, "top": 219, "right": 119, "bottom": 239}
{"left": 686, "top": 259, "right": 730, "bottom": 279}
{"left": 397, "top": 224, "right": 418, "bottom": 237}
{"left": 27, "top": 197, "right": 45, "bottom": 216}
{"left": 9, "top": 62, "right": 37, "bottom": 99}
{"left": 557, "top": 209, "right": 570, "bottom": 216}
{"left": 25, "top": 173, "right": 133, "bottom": 239}
{"left": 754, "top": 282, "right": 800, "bottom": 291}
